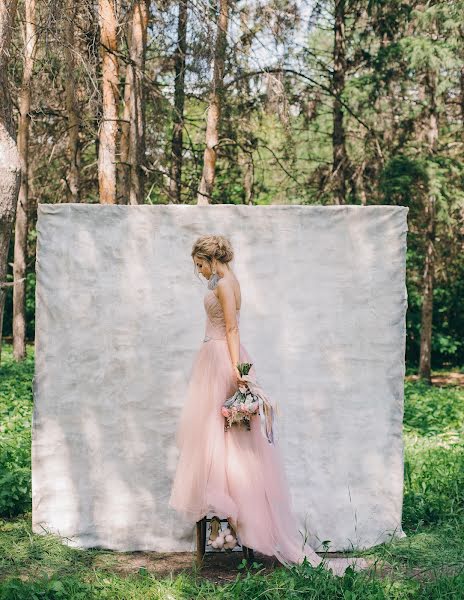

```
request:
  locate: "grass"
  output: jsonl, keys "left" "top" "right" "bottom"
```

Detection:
{"left": 1, "top": 342, "right": 464, "bottom": 598}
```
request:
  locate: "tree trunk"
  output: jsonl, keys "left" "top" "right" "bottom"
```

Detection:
{"left": 355, "top": 160, "right": 367, "bottom": 205}
{"left": 13, "top": 0, "right": 36, "bottom": 360}
{"left": 197, "top": 0, "right": 229, "bottom": 205}
{"left": 64, "top": 1, "right": 81, "bottom": 203}
{"left": 240, "top": 154, "right": 254, "bottom": 204}
{"left": 98, "top": 0, "right": 119, "bottom": 204}
{"left": 120, "top": 57, "right": 131, "bottom": 203}
{"left": 128, "top": 0, "right": 149, "bottom": 205}
{"left": 237, "top": 5, "right": 254, "bottom": 205}
{"left": 460, "top": 65, "right": 464, "bottom": 132}
{"left": 418, "top": 193, "right": 436, "bottom": 382}
{"left": 418, "top": 68, "right": 438, "bottom": 383}
{"left": 0, "top": 0, "right": 21, "bottom": 365}
{"left": 169, "top": 0, "right": 187, "bottom": 204}
{"left": 332, "top": 0, "right": 348, "bottom": 205}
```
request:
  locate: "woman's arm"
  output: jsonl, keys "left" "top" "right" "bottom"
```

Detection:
{"left": 216, "top": 280, "right": 240, "bottom": 369}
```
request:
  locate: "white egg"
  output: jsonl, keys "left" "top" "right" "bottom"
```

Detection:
{"left": 225, "top": 534, "right": 234, "bottom": 542}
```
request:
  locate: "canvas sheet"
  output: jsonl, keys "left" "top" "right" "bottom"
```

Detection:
{"left": 32, "top": 204, "right": 408, "bottom": 552}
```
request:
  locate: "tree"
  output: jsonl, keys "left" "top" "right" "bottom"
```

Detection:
{"left": 13, "top": 0, "right": 37, "bottom": 361}
{"left": 63, "top": 0, "right": 81, "bottom": 203}
{"left": 169, "top": 0, "right": 188, "bottom": 204}
{"left": 332, "top": 0, "right": 348, "bottom": 204}
{"left": 197, "top": 0, "right": 229, "bottom": 205}
{"left": 373, "top": 1, "right": 464, "bottom": 372}
{"left": 0, "top": 0, "right": 21, "bottom": 364}
{"left": 98, "top": 0, "right": 119, "bottom": 204}
{"left": 236, "top": 5, "right": 254, "bottom": 205}
{"left": 127, "top": 0, "right": 149, "bottom": 205}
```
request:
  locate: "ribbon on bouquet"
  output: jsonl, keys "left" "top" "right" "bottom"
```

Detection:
{"left": 238, "top": 374, "right": 279, "bottom": 445}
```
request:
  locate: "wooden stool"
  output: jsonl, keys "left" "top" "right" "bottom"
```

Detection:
{"left": 196, "top": 516, "right": 255, "bottom": 565}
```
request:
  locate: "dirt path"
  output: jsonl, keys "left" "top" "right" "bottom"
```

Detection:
{"left": 405, "top": 372, "right": 464, "bottom": 386}
{"left": 93, "top": 550, "right": 278, "bottom": 584}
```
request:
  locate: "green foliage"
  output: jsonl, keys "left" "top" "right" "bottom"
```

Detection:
{"left": 211, "top": 557, "right": 389, "bottom": 599}
{"left": 0, "top": 345, "right": 34, "bottom": 517}
{"left": 403, "top": 380, "right": 464, "bottom": 435}
{"left": 402, "top": 380, "right": 464, "bottom": 528}
{"left": 0, "top": 431, "right": 31, "bottom": 518}
{"left": 379, "top": 155, "right": 429, "bottom": 210}
{"left": 0, "top": 575, "right": 98, "bottom": 600}
{"left": 380, "top": 153, "right": 464, "bottom": 367}
{"left": 2, "top": 196, "right": 37, "bottom": 340}
{"left": 403, "top": 439, "right": 464, "bottom": 528}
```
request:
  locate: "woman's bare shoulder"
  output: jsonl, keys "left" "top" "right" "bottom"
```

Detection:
{"left": 215, "top": 275, "right": 241, "bottom": 309}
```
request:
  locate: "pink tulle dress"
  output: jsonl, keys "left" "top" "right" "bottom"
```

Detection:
{"left": 168, "top": 287, "right": 369, "bottom": 576}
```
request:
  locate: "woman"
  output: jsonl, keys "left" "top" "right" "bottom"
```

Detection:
{"left": 168, "top": 234, "right": 368, "bottom": 576}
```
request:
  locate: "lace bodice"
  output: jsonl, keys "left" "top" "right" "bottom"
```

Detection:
{"left": 203, "top": 289, "right": 240, "bottom": 342}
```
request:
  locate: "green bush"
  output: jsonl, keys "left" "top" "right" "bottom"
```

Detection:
{"left": 0, "top": 427, "right": 31, "bottom": 517}
{"left": 403, "top": 380, "right": 464, "bottom": 436}
{"left": 402, "top": 380, "right": 464, "bottom": 529}
{"left": 0, "top": 345, "right": 33, "bottom": 517}
{"left": 403, "top": 438, "right": 464, "bottom": 529}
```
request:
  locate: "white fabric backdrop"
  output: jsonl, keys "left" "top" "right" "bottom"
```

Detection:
{"left": 32, "top": 204, "right": 408, "bottom": 552}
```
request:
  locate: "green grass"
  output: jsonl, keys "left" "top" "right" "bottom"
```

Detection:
{"left": 402, "top": 380, "right": 464, "bottom": 530}
{"left": 1, "top": 343, "right": 463, "bottom": 598}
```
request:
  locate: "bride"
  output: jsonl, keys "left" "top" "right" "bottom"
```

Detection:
{"left": 168, "top": 234, "right": 369, "bottom": 576}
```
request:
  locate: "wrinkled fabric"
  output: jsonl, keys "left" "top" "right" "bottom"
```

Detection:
{"left": 32, "top": 204, "right": 408, "bottom": 557}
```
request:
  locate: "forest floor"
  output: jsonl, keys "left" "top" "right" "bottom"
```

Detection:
{"left": 406, "top": 372, "right": 464, "bottom": 386}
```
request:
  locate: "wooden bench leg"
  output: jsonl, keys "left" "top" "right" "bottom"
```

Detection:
{"left": 201, "top": 516, "right": 207, "bottom": 552}
{"left": 196, "top": 517, "right": 206, "bottom": 566}
{"left": 242, "top": 545, "right": 255, "bottom": 563}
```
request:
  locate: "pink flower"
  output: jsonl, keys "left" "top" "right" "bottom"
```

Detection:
{"left": 221, "top": 407, "right": 230, "bottom": 417}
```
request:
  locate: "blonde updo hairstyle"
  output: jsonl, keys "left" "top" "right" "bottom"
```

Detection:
{"left": 191, "top": 235, "right": 234, "bottom": 280}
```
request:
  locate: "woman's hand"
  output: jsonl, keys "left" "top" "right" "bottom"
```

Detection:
{"left": 234, "top": 365, "right": 247, "bottom": 387}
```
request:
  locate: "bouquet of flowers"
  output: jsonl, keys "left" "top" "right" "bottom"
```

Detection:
{"left": 221, "top": 362, "right": 277, "bottom": 444}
